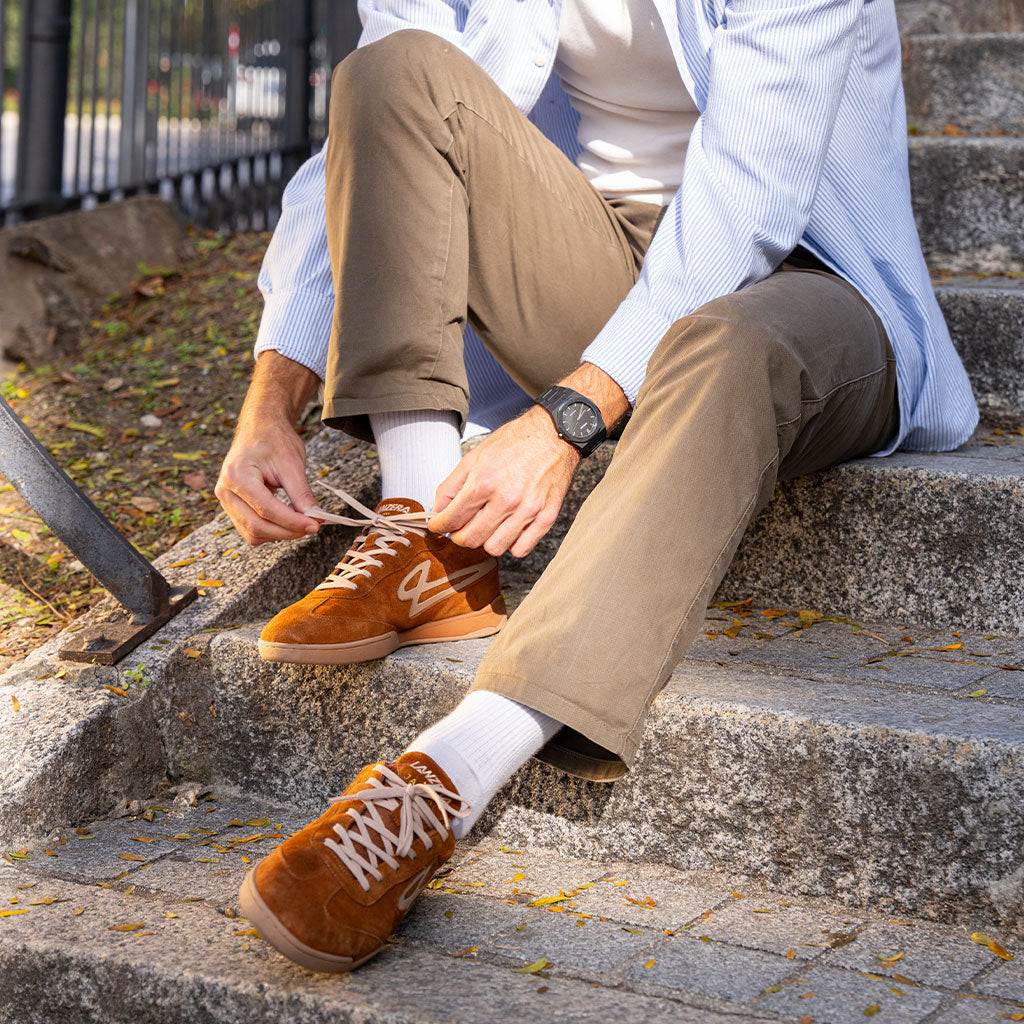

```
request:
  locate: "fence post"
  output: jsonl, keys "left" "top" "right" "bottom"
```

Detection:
{"left": 14, "top": 0, "right": 73, "bottom": 210}
{"left": 283, "top": 0, "right": 313, "bottom": 176}
{"left": 328, "top": 3, "right": 363, "bottom": 70}
{"left": 118, "top": 0, "right": 149, "bottom": 188}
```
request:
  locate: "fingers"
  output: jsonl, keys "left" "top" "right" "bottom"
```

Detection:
{"left": 216, "top": 488, "right": 309, "bottom": 546}
{"left": 428, "top": 463, "right": 484, "bottom": 535}
{"left": 508, "top": 505, "right": 559, "bottom": 558}
{"left": 431, "top": 461, "right": 470, "bottom": 517}
{"left": 216, "top": 461, "right": 320, "bottom": 546}
{"left": 275, "top": 457, "right": 321, "bottom": 523}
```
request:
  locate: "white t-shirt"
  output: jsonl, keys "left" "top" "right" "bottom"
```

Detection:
{"left": 555, "top": 0, "right": 699, "bottom": 206}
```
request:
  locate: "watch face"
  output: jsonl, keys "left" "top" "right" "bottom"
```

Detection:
{"left": 559, "top": 400, "right": 599, "bottom": 441}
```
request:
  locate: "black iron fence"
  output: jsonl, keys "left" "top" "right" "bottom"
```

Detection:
{"left": 1, "top": 0, "right": 361, "bottom": 229}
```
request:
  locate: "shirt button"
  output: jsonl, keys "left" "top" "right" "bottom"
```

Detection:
{"left": 533, "top": 53, "right": 545, "bottom": 67}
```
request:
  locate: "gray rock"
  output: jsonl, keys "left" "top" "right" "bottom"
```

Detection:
{"left": 903, "top": 33, "right": 1024, "bottom": 135}
{"left": 909, "top": 138, "right": 1024, "bottom": 272}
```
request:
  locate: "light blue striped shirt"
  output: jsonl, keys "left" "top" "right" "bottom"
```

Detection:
{"left": 255, "top": 0, "right": 979, "bottom": 453}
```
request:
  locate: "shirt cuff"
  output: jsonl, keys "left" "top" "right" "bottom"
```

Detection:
{"left": 253, "top": 290, "right": 335, "bottom": 381}
{"left": 580, "top": 297, "right": 674, "bottom": 406}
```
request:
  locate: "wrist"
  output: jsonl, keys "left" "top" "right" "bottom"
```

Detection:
{"left": 246, "top": 351, "right": 322, "bottom": 427}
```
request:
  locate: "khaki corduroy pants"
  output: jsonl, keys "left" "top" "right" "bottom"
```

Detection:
{"left": 324, "top": 31, "right": 899, "bottom": 780}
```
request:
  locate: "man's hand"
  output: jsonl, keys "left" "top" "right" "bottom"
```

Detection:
{"left": 429, "top": 363, "right": 629, "bottom": 558}
{"left": 216, "top": 352, "right": 323, "bottom": 546}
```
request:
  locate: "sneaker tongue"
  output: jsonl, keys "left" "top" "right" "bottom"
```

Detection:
{"left": 393, "top": 752, "right": 459, "bottom": 796}
{"left": 374, "top": 498, "right": 425, "bottom": 516}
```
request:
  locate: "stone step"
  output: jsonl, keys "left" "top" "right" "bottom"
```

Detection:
{"left": 148, "top": 603, "right": 1024, "bottom": 927}
{"left": 896, "top": 0, "right": 1024, "bottom": 36}
{"left": 902, "top": 33, "right": 1024, "bottom": 135}
{"left": 6, "top": 428, "right": 1024, "bottom": 854}
{"left": 909, "top": 137, "right": 1024, "bottom": 272}
{"left": 514, "top": 436, "right": 1024, "bottom": 635}
{"left": 6, "top": 805, "right": 1021, "bottom": 1024}
{"left": 935, "top": 274, "right": 1024, "bottom": 424}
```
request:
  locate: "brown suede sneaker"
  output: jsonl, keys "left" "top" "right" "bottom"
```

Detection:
{"left": 238, "top": 752, "right": 467, "bottom": 972}
{"left": 258, "top": 483, "right": 506, "bottom": 664}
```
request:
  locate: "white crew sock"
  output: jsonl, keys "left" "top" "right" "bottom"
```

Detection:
{"left": 407, "top": 690, "right": 562, "bottom": 839}
{"left": 368, "top": 409, "right": 463, "bottom": 512}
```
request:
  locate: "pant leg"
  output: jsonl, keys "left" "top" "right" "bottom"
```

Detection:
{"left": 323, "top": 29, "right": 652, "bottom": 441}
{"left": 471, "top": 266, "right": 899, "bottom": 781}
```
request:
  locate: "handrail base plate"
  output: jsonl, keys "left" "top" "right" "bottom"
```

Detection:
{"left": 59, "top": 586, "right": 199, "bottom": 665}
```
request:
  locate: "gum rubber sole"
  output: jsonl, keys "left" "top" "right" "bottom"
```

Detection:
{"left": 238, "top": 871, "right": 380, "bottom": 974}
{"left": 258, "top": 605, "right": 507, "bottom": 665}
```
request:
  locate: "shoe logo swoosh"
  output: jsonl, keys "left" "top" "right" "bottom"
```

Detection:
{"left": 397, "top": 558, "right": 496, "bottom": 617}
{"left": 396, "top": 867, "right": 432, "bottom": 911}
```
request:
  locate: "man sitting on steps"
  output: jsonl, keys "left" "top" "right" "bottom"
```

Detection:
{"left": 216, "top": 0, "right": 978, "bottom": 974}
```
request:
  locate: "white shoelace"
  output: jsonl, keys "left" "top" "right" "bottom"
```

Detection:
{"left": 307, "top": 481, "right": 431, "bottom": 592}
{"left": 323, "top": 764, "right": 470, "bottom": 891}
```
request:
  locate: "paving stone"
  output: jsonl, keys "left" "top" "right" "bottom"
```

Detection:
{"left": 441, "top": 841, "right": 607, "bottom": 901}
{"left": 0, "top": 873, "right": 736, "bottom": 1024}
{"left": 931, "top": 994, "right": 1024, "bottom": 1023}
{"left": 825, "top": 921, "right": 995, "bottom": 989}
{"left": 975, "top": 957, "right": 1024, "bottom": 1001}
{"left": 481, "top": 905, "right": 664, "bottom": 976}
{"left": 695, "top": 895, "right": 862, "bottom": 961}
{"left": 843, "top": 652, "right": 995, "bottom": 690}
{"left": 623, "top": 933, "right": 798, "bottom": 1003}
{"left": 980, "top": 671, "right": 1024, "bottom": 699}
{"left": 728, "top": 637, "right": 865, "bottom": 673}
{"left": 758, "top": 964, "right": 945, "bottom": 1023}
{"left": 396, "top": 889, "right": 534, "bottom": 950}
{"left": 132, "top": 851, "right": 249, "bottom": 907}
{"left": 557, "top": 871, "right": 730, "bottom": 931}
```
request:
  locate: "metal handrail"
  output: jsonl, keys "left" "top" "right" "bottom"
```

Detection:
{"left": 0, "top": 394, "right": 196, "bottom": 663}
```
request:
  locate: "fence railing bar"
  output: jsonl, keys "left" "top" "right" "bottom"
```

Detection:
{"left": 0, "top": 0, "right": 7, "bottom": 208}
{"left": 71, "top": 0, "right": 87, "bottom": 195}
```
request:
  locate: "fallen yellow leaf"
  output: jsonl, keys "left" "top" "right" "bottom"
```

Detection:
{"left": 513, "top": 958, "right": 550, "bottom": 974}
{"left": 643, "top": 959, "right": 657, "bottom": 968}
{"left": 988, "top": 940, "right": 1014, "bottom": 961}
{"left": 0, "top": 909, "right": 29, "bottom": 917}
{"left": 117, "top": 853, "right": 146, "bottom": 862}
{"left": 196, "top": 578, "right": 224, "bottom": 587}
{"left": 864, "top": 1006, "right": 880, "bottom": 1017}
{"left": 107, "top": 922, "right": 146, "bottom": 932}
{"left": 10, "top": 695, "right": 20, "bottom": 711}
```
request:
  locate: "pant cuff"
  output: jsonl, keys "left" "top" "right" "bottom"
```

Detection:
{"left": 322, "top": 385, "right": 470, "bottom": 443}
{"left": 469, "top": 669, "right": 637, "bottom": 783}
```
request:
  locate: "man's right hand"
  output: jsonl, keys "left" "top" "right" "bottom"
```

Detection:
{"left": 216, "top": 352, "right": 324, "bottom": 546}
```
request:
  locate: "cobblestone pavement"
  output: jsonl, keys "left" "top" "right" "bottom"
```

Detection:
{"left": 1, "top": 791, "right": 1021, "bottom": 1024}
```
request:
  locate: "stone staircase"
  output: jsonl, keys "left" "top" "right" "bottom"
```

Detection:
{"left": 3, "top": 7, "right": 1024, "bottom": 1021}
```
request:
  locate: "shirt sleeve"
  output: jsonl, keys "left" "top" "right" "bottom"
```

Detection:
{"left": 253, "top": 147, "right": 335, "bottom": 379}
{"left": 581, "top": 0, "right": 863, "bottom": 404}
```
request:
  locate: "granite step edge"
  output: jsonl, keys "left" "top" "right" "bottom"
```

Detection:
{"left": 157, "top": 626, "right": 1024, "bottom": 924}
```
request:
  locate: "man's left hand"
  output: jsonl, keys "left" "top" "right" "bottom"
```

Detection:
{"left": 429, "top": 406, "right": 580, "bottom": 558}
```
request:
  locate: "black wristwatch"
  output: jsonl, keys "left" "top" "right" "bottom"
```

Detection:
{"left": 535, "top": 385, "right": 608, "bottom": 458}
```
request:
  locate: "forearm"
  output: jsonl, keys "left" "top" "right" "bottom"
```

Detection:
{"left": 240, "top": 351, "right": 322, "bottom": 430}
